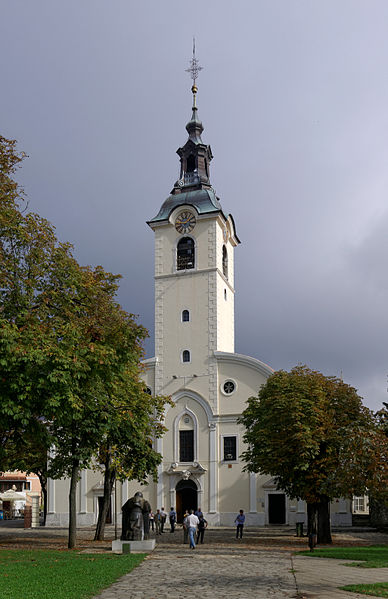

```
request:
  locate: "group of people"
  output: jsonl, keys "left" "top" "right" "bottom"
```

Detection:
{"left": 147, "top": 506, "right": 246, "bottom": 548}
{"left": 148, "top": 507, "right": 175, "bottom": 534}
{"left": 182, "top": 507, "right": 208, "bottom": 549}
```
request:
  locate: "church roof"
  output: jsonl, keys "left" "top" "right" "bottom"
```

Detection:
{"left": 148, "top": 188, "right": 224, "bottom": 224}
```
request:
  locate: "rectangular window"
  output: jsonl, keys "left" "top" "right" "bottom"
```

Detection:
{"left": 353, "top": 496, "right": 366, "bottom": 512}
{"left": 223, "top": 436, "right": 237, "bottom": 461}
{"left": 179, "top": 430, "right": 194, "bottom": 462}
{"left": 0, "top": 481, "right": 25, "bottom": 492}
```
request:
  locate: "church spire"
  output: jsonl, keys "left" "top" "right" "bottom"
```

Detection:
{"left": 186, "top": 37, "right": 202, "bottom": 109}
{"left": 185, "top": 38, "right": 204, "bottom": 144}
{"left": 173, "top": 41, "right": 213, "bottom": 193}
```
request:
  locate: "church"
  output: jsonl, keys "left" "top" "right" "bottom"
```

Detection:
{"left": 46, "top": 61, "right": 352, "bottom": 529}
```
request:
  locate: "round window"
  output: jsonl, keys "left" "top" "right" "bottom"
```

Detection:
{"left": 223, "top": 380, "right": 236, "bottom": 395}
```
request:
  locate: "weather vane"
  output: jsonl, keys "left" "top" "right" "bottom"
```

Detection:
{"left": 185, "top": 37, "right": 202, "bottom": 107}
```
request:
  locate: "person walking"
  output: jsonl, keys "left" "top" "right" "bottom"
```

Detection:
{"left": 186, "top": 509, "right": 199, "bottom": 549}
{"left": 235, "top": 509, "right": 245, "bottom": 539}
{"left": 196, "top": 515, "right": 208, "bottom": 544}
{"left": 169, "top": 507, "right": 177, "bottom": 532}
{"left": 160, "top": 507, "right": 167, "bottom": 533}
{"left": 195, "top": 507, "right": 203, "bottom": 519}
{"left": 155, "top": 509, "right": 162, "bottom": 535}
{"left": 182, "top": 509, "right": 189, "bottom": 544}
{"left": 149, "top": 510, "right": 155, "bottom": 532}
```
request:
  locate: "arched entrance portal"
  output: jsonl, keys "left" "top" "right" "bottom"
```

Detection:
{"left": 176, "top": 479, "right": 198, "bottom": 523}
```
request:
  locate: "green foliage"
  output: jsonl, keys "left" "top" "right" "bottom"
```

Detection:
{"left": 340, "top": 582, "right": 388, "bottom": 597}
{"left": 240, "top": 365, "right": 387, "bottom": 504}
{"left": 0, "top": 549, "right": 145, "bottom": 599}
{"left": 0, "top": 135, "right": 170, "bottom": 545}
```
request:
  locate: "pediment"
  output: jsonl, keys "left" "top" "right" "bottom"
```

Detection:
{"left": 262, "top": 477, "right": 279, "bottom": 489}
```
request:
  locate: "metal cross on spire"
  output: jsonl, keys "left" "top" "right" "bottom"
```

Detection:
{"left": 185, "top": 38, "right": 203, "bottom": 107}
{"left": 185, "top": 38, "right": 203, "bottom": 85}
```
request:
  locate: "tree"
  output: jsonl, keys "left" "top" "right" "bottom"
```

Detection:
{"left": 0, "top": 136, "right": 57, "bottom": 494}
{"left": 93, "top": 380, "right": 169, "bottom": 541}
{"left": 369, "top": 402, "right": 388, "bottom": 528}
{"left": 239, "top": 365, "right": 386, "bottom": 543}
{"left": 0, "top": 135, "right": 169, "bottom": 547}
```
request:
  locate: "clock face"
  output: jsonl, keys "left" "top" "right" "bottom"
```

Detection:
{"left": 175, "top": 211, "right": 196, "bottom": 234}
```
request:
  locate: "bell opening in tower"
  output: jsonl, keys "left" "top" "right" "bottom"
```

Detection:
{"left": 186, "top": 154, "right": 196, "bottom": 172}
{"left": 177, "top": 237, "right": 195, "bottom": 270}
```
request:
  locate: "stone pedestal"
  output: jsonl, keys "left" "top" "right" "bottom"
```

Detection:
{"left": 29, "top": 492, "right": 40, "bottom": 528}
{"left": 111, "top": 539, "right": 155, "bottom": 554}
{"left": 24, "top": 506, "right": 32, "bottom": 528}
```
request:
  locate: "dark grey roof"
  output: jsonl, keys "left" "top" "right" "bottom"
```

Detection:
{"left": 148, "top": 188, "right": 224, "bottom": 223}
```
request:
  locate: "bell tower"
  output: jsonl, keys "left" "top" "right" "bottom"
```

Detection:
{"left": 147, "top": 47, "right": 240, "bottom": 409}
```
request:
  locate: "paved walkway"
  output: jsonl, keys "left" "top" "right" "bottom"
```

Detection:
{"left": 91, "top": 528, "right": 388, "bottom": 599}
{"left": 94, "top": 542, "right": 296, "bottom": 599}
{"left": 293, "top": 555, "right": 388, "bottom": 599}
{"left": 1, "top": 523, "right": 387, "bottom": 598}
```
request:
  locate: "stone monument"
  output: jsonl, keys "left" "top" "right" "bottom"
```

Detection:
{"left": 112, "top": 491, "right": 155, "bottom": 553}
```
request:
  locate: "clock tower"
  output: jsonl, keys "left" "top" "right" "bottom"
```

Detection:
{"left": 45, "top": 51, "right": 352, "bottom": 530}
{"left": 147, "top": 70, "right": 240, "bottom": 414}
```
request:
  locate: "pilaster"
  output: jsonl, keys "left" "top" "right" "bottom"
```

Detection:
{"left": 80, "top": 470, "right": 87, "bottom": 513}
{"left": 209, "top": 422, "right": 218, "bottom": 513}
{"left": 47, "top": 477, "right": 55, "bottom": 514}
{"left": 249, "top": 473, "right": 257, "bottom": 513}
{"left": 154, "top": 278, "right": 164, "bottom": 395}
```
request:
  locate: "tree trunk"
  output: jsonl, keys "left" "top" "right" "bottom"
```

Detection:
{"left": 317, "top": 496, "right": 332, "bottom": 544}
{"left": 42, "top": 485, "right": 47, "bottom": 526}
{"left": 94, "top": 451, "right": 116, "bottom": 541}
{"left": 38, "top": 475, "right": 47, "bottom": 526}
{"left": 307, "top": 501, "right": 318, "bottom": 551}
{"left": 68, "top": 460, "right": 79, "bottom": 549}
{"left": 37, "top": 473, "right": 47, "bottom": 526}
{"left": 307, "top": 502, "right": 318, "bottom": 535}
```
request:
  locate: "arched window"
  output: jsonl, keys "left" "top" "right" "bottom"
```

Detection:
{"left": 182, "top": 350, "right": 190, "bottom": 363}
{"left": 179, "top": 414, "right": 194, "bottom": 462}
{"left": 182, "top": 310, "right": 190, "bottom": 322}
{"left": 186, "top": 154, "right": 196, "bottom": 172}
{"left": 222, "top": 245, "right": 228, "bottom": 279}
{"left": 177, "top": 237, "right": 195, "bottom": 270}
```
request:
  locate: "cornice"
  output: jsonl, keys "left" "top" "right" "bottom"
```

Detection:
{"left": 142, "top": 357, "right": 157, "bottom": 368}
{"left": 155, "top": 267, "right": 235, "bottom": 292}
{"left": 214, "top": 351, "right": 274, "bottom": 377}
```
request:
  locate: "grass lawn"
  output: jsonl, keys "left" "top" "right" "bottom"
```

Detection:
{"left": 0, "top": 549, "right": 146, "bottom": 599}
{"left": 298, "top": 545, "right": 388, "bottom": 568}
{"left": 340, "top": 582, "right": 388, "bottom": 597}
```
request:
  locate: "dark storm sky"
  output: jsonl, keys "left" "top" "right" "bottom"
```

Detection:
{"left": 2, "top": 0, "right": 388, "bottom": 410}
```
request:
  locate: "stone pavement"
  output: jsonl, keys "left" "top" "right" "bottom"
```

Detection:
{"left": 293, "top": 554, "right": 388, "bottom": 599}
{"left": 94, "top": 542, "right": 296, "bottom": 599}
{"left": 91, "top": 527, "right": 388, "bottom": 599}
{"left": 1, "top": 522, "right": 387, "bottom": 598}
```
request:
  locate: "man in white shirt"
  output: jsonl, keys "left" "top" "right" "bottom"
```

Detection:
{"left": 186, "top": 509, "right": 199, "bottom": 549}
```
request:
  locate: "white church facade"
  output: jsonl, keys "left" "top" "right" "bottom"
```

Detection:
{"left": 46, "top": 77, "right": 352, "bottom": 528}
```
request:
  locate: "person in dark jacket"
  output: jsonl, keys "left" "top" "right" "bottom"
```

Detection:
{"left": 235, "top": 509, "right": 245, "bottom": 539}
{"left": 196, "top": 515, "right": 208, "bottom": 544}
{"left": 169, "top": 507, "right": 177, "bottom": 532}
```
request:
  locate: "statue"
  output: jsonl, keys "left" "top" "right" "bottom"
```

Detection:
{"left": 121, "top": 491, "right": 151, "bottom": 541}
